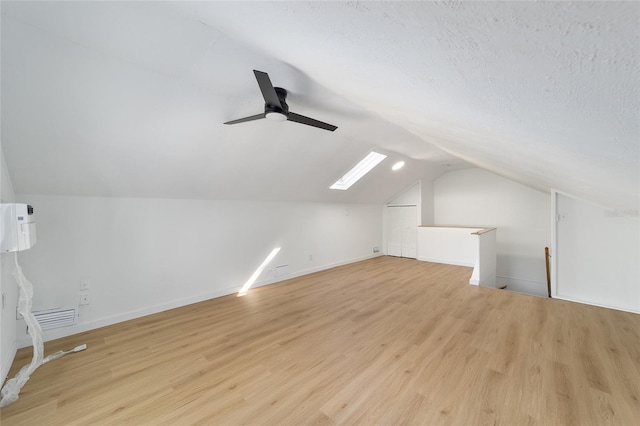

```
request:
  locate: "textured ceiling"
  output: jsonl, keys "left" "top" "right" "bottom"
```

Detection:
{"left": 1, "top": 1, "right": 638, "bottom": 209}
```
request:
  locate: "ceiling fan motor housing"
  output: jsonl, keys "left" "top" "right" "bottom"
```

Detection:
{"left": 265, "top": 87, "right": 289, "bottom": 115}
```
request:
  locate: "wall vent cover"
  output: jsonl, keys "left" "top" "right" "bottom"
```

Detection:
{"left": 275, "top": 265, "right": 290, "bottom": 277}
{"left": 19, "top": 308, "right": 77, "bottom": 330}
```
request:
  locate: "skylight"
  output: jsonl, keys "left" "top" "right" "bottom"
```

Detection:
{"left": 330, "top": 151, "right": 387, "bottom": 190}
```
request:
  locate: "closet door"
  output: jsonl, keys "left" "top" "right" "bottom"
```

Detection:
{"left": 401, "top": 206, "right": 417, "bottom": 259}
{"left": 387, "top": 206, "right": 417, "bottom": 258}
{"left": 387, "top": 207, "right": 402, "bottom": 257}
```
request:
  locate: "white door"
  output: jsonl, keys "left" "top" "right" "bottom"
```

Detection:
{"left": 387, "top": 207, "right": 402, "bottom": 257}
{"left": 386, "top": 206, "right": 417, "bottom": 258}
{"left": 401, "top": 206, "right": 417, "bottom": 258}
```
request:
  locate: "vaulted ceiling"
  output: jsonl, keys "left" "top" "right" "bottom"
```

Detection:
{"left": 1, "top": 1, "right": 638, "bottom": 209}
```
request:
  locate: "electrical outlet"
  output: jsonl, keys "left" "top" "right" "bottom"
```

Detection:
{"left": 80, "top": 279, "right": 90, "bottom": 291}
{"left": 308, "top": 254, "right": 313, "bottom": 261}
{"left": 373, "top": 246, "right": 380, "bottom": 253}
{"left": 80, "top": 293, "right": 90, "bottom": 305}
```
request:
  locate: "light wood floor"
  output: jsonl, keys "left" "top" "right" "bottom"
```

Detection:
{"left": 1, "top": 256, "right": 639, "bottom": 425}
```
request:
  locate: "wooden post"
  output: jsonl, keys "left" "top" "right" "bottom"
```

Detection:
{"left": 545, "top": 247, "right": 552, "bottom": 298}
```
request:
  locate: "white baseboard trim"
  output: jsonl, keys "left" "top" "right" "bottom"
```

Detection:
{"left": 252, "top": 253, "right": 382, "bottom": 290}
{"left": 497, "top": 273, "right": 640, "bottom": 314}
{"left": 1, "top": 340, "right": 17, "bottom": 386}
{"left": 554, "top": 294, "right": 640, "bottom": 314}
{"left": 17, "top": 254, "right": 382, "bottom": 348}
{"left": 17, "top": 286, "right": 241, "bottom": 348}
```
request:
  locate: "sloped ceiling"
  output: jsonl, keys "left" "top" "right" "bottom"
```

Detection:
{"left": 1, "top": 1, "right": 638, "bottom": 209}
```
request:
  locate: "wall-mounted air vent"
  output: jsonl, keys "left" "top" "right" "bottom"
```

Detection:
{"left": 18, "top": 307, "right": 77, "bottom": 330}
{"left": 275, "top": 265, "right": 290, "bottom": 277}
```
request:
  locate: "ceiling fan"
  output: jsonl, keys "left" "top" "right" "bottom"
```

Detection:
{"left": 224, "top": 70, "right": 338, "bottom": 132}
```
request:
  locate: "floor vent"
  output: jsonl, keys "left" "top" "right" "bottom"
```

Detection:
{"left": 30, "top": 308, "right": 77, "bottom": 330}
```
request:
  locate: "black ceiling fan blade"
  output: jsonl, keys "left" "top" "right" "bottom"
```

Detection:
{"left": 287, "top": 112, "right": 338, "bottom": 132}
{"left": 224, "top": 113, "right": 266, "bottom": 125}
{"left": 253, "top": 70, "right": 283, "bottom": 108}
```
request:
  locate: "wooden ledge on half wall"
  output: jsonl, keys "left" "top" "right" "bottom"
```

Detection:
{"left": 418, "top": 225, "right": 497, "bottom": 235}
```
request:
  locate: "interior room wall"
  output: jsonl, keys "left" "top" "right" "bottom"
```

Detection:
{"left": 386, "top": 182, "right": 420, "bottom": 206}
{"left": 1, "top": 148, "right": 18, "bottom": 384}
{"left": 14, "top": 194, "right": 382, "bottom": 346}
{"left": 555, "top": 193, "right": 639, "bottom": 312}
{"left": 420, "top": 180, "right": 434, "bottom": 225}
{"left": 434, "top": 168, "right": 551, "bottom": 296}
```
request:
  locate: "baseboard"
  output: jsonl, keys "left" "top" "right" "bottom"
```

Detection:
{"left": 252, "top": 253, "right": 382, "bottom": 290}
{"left": 496, "top": 275, "right": 640, "bottom": 313}
{"left": 496, "top": 275, "right": 548, "bottom": 298}
{"left": 17, "top": 285, "right": 242, "bottom": 348}
{"left": 17, "top": 254, "right": 382, "bottom": 348}
{"left": 553, "top": 295, "right": 640, "bottom": 314}
{"left": 1, "top": 340, "right": 17, "bottom": 386}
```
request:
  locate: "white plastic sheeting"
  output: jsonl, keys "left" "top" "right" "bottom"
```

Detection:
{"left": 0, "top": 254, "right": 86, "bottom": 407}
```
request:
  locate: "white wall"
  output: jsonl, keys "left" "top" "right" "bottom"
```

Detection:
{"left": 1, "top": 148, "right": 18, "bottom": 384}
{"left": 434, "top": 168, "right": 551, "bottom": 296}
{"left": 555, "top": 193, "right": 639, "bottom": 312}
{"left": 420, "top": 180, "right": 434, "bottom": 225}
{"left": 14, "top": 195, "right": 382, "bottom": 346}
{"left": 387, "top": 182, "right": 420, "bottom": 206}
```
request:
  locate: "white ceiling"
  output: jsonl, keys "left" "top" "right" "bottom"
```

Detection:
{"left": 1, "top": 1, "right": 638, "bottom": 209}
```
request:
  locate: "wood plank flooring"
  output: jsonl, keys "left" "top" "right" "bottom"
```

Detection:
{"left": 1, "top": 256, "right": 639, "bottom": 425}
